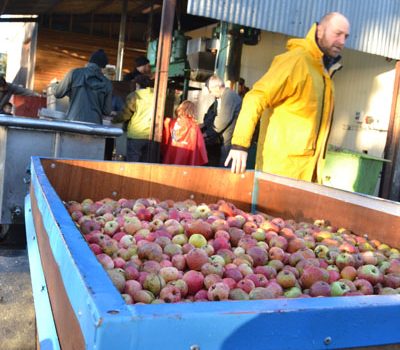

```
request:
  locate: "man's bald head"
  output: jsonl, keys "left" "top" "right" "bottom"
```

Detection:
{"left": 317, "top": 12, "right": 350, "bottom": 58}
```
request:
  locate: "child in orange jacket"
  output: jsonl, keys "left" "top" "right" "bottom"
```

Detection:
{"left": 162, "top": 100, "right": 208, "bottom": 166}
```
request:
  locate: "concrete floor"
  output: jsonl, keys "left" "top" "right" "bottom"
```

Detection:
{"left": 0, "top": 239, "right": 35, "bottom": 350}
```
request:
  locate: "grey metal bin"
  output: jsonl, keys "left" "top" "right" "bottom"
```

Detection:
{"left": 0, "top": 115, "right": 122, "bottom": 237}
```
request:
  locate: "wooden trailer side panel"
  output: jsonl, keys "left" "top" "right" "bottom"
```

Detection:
{"left": 40, "top": 159, "right": 255, "bottom": 211}
{"left": 255, "top": 173, "right": 400, "bottom": 248}
{"left": 30, "top": 183, "right": 85, "bottom": 349}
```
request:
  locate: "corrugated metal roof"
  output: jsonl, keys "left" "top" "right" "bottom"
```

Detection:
{"left": 187, "top": 0, "right": 400, "bottom": 59}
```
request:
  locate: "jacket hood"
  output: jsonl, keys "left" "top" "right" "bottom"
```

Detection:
{"left": 79, "top": 63, "right": 109, "bottom": 91}
{"left": 287, "top": 23, "right": 324, "bottom": 61}
{"left": 136, "top": 87, "right": 154, "bottom": 97}
{"left": 84, "top": 62, "right": 104, "bottom": 76}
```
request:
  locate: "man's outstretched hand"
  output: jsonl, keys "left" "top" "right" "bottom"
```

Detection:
{"left": 224, "top": 149, "right": 248, "bottom": 174}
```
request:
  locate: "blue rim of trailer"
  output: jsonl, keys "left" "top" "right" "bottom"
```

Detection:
{"left": 27, "top": 155, "right": 400, "bottom": 350}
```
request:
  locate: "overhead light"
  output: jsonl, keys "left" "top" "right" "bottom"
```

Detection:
{"left": 142, "top": 4, "right": 161, "bottom": 14}
{"left": 0, "top": 14, "right": 38, "bottom": 22}
{"left": 0, "top": 14, "right": 38, "bottom": 19}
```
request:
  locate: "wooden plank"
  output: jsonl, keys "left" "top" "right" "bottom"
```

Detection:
{"left": 30, "top": 185, "right": 85, "bottom": 349}
{"left": 256, "top": 173, "right": 400, "bottom": 248}
{"left": 149, "top": 0, "right": 176, "bottom": 162}
{"left": 34, "top": 28, "right": 146, "bottom": 92}
{"left": 40, "top": 158, "right": 400, "bottom": 248}
{"left": 381, "top": 61, "right": 400, "bottom": 201}
{"left": 25, "top": 196, "right": 60, "bottom": 350}
{"left": 40, "top": 159, "right": 254, "bottom": 212}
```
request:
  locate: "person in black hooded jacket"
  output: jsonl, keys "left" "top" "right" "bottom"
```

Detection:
{"left": 53, "top": 49, "right": 112, "bottom": 124}
{"left": 123, "top": 56, "right": 152, "bottom": 82}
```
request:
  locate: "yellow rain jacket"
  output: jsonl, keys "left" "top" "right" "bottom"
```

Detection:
{"left": 231, "top": 24, "right": 340, "bottom": 182}
{"left": 115, "top": 87, "right": 154, "bottom": 139}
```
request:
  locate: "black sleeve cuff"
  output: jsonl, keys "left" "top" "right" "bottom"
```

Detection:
{"left": 231, "top": 144, "right": 249, "bottom": 152}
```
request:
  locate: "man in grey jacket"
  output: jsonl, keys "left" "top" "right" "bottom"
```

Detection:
{"left": 54, "top": 49, "right": 112, "bottom": 124}
{"left": 202, "top": 75, "right": 242, "bottom": 166}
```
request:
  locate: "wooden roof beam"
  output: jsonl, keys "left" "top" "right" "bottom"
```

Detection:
{"left": 128, "top": 0, "right": 163, "bottom": 16}
{"left": 42, "top": 0, "right": 63, "bottom": 14}
{"left": 85, "top": 0, "right": 116, "bottom": 15}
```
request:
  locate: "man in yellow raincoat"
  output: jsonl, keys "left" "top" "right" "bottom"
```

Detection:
{"left": 225, "top": 12, "right": 350, "bottom": 183}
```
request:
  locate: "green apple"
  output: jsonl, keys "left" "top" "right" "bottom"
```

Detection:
{"left": 330, "top": 281, "right": 351, "bottom": 296}
{"left": 189, "top": 233, "right": 207, "bottom": 248}
{"left": 251, "top": 228, "right": 266, "bottom": 241}
{"left": 284, "top": 286, "right": 302, "bottom": 298}
{"left": 209, "top": 255, "right": 226, "bottom": 266}
{"left": 172, "top": 233, "right": 188, "bottom": 246}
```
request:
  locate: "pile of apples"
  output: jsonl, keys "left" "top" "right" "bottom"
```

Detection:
{"left": 65, "top": 197, "right": 400, "bottom": 304}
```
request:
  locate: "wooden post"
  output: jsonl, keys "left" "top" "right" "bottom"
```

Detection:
{"left": 69, "top": 14, "right": 73, "bottom": 32}
{"left": 89, "top": 13, "right": 94, "bottom": 35}
{"left": 148, "top": 0, "right": 176, "bottom": 163}
{"left": 146, "top": 0, "right": 155, "bottom": 44}
{"left": 115, "top": 0, "right": 127, "bottom": 81}
{"left": 380, "top": 61, "right": 400, "bottom": 201}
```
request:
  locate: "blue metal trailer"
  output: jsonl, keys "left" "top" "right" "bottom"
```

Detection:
{"left": 25, "top": 156, "right": 400, "bottom": 349}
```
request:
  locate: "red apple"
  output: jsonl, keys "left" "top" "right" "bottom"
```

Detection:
{"left": 353, "top": 278, "right": 374, "bottom": 295}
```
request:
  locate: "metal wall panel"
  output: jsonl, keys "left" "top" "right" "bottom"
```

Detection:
{"left": 330, "top": 50, "right": 395, "bottom": 157}
{"left": 187, "top": 0, "right": 400, "bottom": 59}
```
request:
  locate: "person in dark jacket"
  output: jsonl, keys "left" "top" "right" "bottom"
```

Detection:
{"left": 237, "top": 77, "right": 249, "bottom": 99}
{"left": 53, "top": 49, "right": 112, "bottom": 124}
{"left": 202, "top": 75, "right": 242, "bottom": 166}
{"left": 0, "top": 75, "right": 40, "bottom": 111}
{"left": 123, "top": 56, "right": 152, "bottom": 82}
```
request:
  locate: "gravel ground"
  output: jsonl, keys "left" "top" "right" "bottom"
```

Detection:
{"left": 0, "top": 248, "right": 35, "bottom": 350}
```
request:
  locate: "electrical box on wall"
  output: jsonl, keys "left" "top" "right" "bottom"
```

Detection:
{"left": 241, "top": 27, "right": 261, "bottom": 46}
{"left": 186, "top": 37, "right": 217, "bottom": 82}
